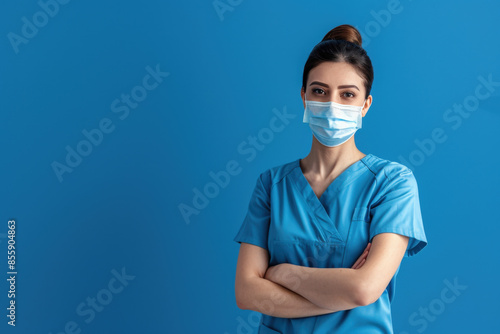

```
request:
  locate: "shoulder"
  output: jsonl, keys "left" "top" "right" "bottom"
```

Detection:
{"left": 256, "top": 158, "right": 300, "bottom": 190}
{"left": 364, "top": 154, "right": 415, "bottom": 181}
{"left": 363, "top": 154, "right": 419, "bottom": 194}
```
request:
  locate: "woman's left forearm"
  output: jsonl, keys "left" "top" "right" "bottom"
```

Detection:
{"left": 265, "top": 263, "right": 367, "bottom": 311}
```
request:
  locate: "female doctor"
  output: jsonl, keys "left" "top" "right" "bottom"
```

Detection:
{"left": 233, "top": 24, "right": 428, "bottom": 333}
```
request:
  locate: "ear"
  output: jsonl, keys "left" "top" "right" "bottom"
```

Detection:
{"left": 301, "top": 87, "right": 306, "bottom": 109}
{"left": 362, "top": 95, "right": 373, "bottom": 117}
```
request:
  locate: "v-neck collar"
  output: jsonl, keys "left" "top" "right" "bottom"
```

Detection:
{"left": 290, "top": 154, "right": 373, "bottom": 244}
{"left": 294, "top": 154, "right": 373, "bottom": 201}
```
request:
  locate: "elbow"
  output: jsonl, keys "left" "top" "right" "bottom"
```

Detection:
{"left": 235, "top": 291, "right": 249, "bottom": 310}
{"left": 235, "top": 297, "right": 247, "bottom": 310}
{"left": 353, "top": 281, "right": 381, "bottom": 307}
{"left": 321, "top": 284, "right": 375, "bottom": 311}
{"left": 235, "top": 280, "right": 251, "bottom": 310}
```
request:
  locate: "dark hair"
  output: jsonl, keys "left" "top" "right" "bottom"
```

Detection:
{"left": 302, "top": 24, "right": 374, "bottom": 98}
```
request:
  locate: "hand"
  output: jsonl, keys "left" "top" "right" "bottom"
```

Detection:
{"left": 351, "top": 242, "right": 372, "bottom": 269}
{"left": 265, "top": 243, "right": 371, "bottom": 283}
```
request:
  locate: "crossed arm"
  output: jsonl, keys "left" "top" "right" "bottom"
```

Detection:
{"left": 235, "top": 233, "right": 409, "bottom": 318}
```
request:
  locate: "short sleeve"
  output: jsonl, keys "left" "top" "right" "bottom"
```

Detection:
{"left": 233, "top": 170, "right": 272, "bottom": 250}
{"left": 369, "top": 165, "right": 428, "bottom": 257}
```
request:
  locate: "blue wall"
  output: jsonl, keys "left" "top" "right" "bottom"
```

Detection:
{"left": 1, "top": 0, "right": 498, "bottom": 333}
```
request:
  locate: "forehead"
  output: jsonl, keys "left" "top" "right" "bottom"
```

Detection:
{"left": 308, "top": 61, "right": 364, "bottom": 87}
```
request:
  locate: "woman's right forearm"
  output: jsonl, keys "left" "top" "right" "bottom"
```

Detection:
{"left": 236, "top": 276, "right": 334, "bottom": 318}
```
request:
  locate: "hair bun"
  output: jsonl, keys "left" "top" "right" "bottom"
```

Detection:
{"left": 321, "top": 24, "right": 362, "bottom": 47}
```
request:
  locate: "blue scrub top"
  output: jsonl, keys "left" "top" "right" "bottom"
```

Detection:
{"left": 234, "top": 154, "right": 428, "bottom": 334}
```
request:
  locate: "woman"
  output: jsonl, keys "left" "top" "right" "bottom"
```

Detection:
{"left": 233, "top": 24, "right": 428, "bottom": 333}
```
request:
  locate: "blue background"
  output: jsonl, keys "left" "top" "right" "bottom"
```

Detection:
{"left": 1, "top": 0, "right": 499, "bottom": 333}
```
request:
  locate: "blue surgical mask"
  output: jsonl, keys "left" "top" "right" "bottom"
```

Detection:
{"left": 303, "top": 93, "right": 366, "bottom": 147}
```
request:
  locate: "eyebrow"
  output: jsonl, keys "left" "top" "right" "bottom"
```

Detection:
{"left": 309, "top": 81, "right": 360, "bottom": 91}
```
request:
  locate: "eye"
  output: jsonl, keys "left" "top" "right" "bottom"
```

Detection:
{"left": 312, "top": 88, "right": 326, "bottom": 95}
{"left": 342, "top": 91, "right": 356, "bottom": 98}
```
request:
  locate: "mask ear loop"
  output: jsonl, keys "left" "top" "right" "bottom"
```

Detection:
{"left": 303, "top": 92, "right": 309, "bottom": 123}
{"left": 360, "top": 99, "right": 367, "bottom": 113}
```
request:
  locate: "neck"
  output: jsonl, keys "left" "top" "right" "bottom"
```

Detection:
{"left": 301, "top": 135, "right": 366, "bottom": 178}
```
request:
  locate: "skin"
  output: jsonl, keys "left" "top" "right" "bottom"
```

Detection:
{"left": 299, "top": 61, "right": 372, "bottom": 197}
{"left": 235, "top": 61, "right": 409, "bottom": 318}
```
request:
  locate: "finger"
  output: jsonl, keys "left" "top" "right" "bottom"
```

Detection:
{"left": 352, "top": 251, "right": 367, "bottom": 269}
{"left": 361, "top": 243, "right": 372, "bottom": 258}
{"left": 364, "top": 243, "right": 372, "bottom": 258}
{"left": 359, "top": 243, "right": 371, "bottom": 257}
{"left": 352, "top": 258, "right": 366, "bottom": 270}
{"left": 352, "top": 249, "right": 367, "bottom": 268}
{"left": 351, "top": 243, "right": 373, "bottom": 269}
{"left": 351, "top": 254, "right": 363, "bottom": 269}
{"left": 360, "top": 243, "right": 371, "bottom": 257}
